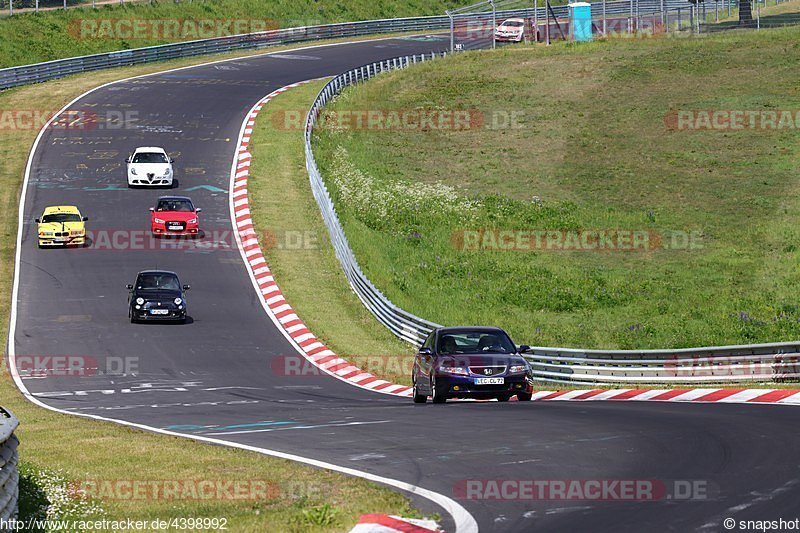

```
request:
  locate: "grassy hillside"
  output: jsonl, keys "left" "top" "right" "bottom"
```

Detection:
{"left": 313, "top": 25, "right": 800, "bottom": 350}
{"left": 0, "top": 0, "right": 459, "bottom": 68}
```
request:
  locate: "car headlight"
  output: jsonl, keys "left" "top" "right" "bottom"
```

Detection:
{"left": 130, "top": 167, "right": 137, "bottom": 175}
{"left": 165, "top": 168, "right": 172, "bottom": 176}
{"left": 136, "top": 297, "right": 144, "bottom": 305}
{"left": 39, "top": 231, "right": 53, "bottom": 237}
{"left": 509, "top": 365, "right": 528, "bottom": 374}
{"left": 154, "top": 217, "right": 165, "bottom": 224}
{"left": 438, "top": 365, "right": 469, "bottom": 376}
{"left": 174, "top": 297, "right": 182, "bottom": 305}
{"left": 188, "top": 218, "right": 197, "bottom": 224}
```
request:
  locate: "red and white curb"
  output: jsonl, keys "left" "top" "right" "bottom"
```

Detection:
{"left": 228, "top": 82, "right": 800, "bottom": 408}
{"left": 230, "top": 80, "right": 412, "bottom": 398}
{"left": 350, "top": 514, "right": 441, "bottom": 533}
{"left": 529, "top": 388, "right": 800, "bottom": 405}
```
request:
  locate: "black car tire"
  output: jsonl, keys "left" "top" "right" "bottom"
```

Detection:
{"left": 129, "top": 308, "right": 137, "bottom": 324}
{"left": 496, "top": 394, "right": 510, "bottom": 402}
{"left": 412, "top": 380, "right": 427, "bottom": 404}
{"left": 517, "top": 392, "right": 533, "bottom": 401}
{"left": 430, "top": 377, "right": 447, "bottom": 404}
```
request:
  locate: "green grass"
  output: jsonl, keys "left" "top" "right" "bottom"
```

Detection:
{"left": 0, "top": 41, "right": 429, "bottom": 531}
{"left": 312, "top": 24, "right": 800, "bottom": 351}
{"left": 0, "top": 0, "right": 461, "bottom": 68}
{"left": 246, "top": 80, "right": 415, "bottom": 385}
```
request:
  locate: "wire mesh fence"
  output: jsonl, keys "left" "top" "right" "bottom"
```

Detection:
{"left": 446, "top": 0, "right": 800, "bottom": 50}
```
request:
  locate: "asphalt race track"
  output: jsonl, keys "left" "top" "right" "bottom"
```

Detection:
{"left": 11, "top": 36, "right": 800, "bottom": 532}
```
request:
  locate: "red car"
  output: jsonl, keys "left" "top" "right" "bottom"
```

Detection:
{"left": 150, "top": 196, "right": 200, "bottom": 237}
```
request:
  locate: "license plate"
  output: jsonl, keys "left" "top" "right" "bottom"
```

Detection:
{"left": 150, "top": 309, "right": 169, "bottom": 315}
{"left": 168, "top": 224, "right": 183, "bottom": 231}
{"left": 475, "top": 377, "right": 504, "bottom": 385}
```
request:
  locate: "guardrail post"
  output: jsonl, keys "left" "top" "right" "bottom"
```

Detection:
{"left": 0, "top": 408, "right": 19, "bottom": 525}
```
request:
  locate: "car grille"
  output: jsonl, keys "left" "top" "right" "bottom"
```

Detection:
{"left": 147, "top": 173, "right": 155, "bottom": 179}
{"left": 469, "top": 366, "right": 506, "bottom": 376}
{"left": 54, "top": 232, "right": 68, "bottom": 237}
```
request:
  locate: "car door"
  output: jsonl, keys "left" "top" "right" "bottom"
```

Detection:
{"left": 415, "top": 332, "right": 436, "bottom": 392}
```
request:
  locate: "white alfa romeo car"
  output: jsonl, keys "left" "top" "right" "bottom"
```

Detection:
{"left": 127, "top": 147, "right": 174, "bottom": 187}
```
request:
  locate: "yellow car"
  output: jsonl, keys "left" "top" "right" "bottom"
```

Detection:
{"left": 35, "top": 206, "right": 88, "bottom": 248}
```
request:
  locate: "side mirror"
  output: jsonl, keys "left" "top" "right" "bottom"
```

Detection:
{"left": 149, "top": 207, "right": 155, "bottom": 212}
{"left": 195, "top": 208, "right": 202, "bottom": 213}
{"left": 82, "top": 217, "right": 89, "bottom": 222}
{"left": 169, "top": 157, "right": 175, "bottom": 164}
{"left": 125, "top": 156, "right": 131, "bottom": 163}
{"left": 518, "top": 345, "right": 530, "bottom": 354}
{"left": 418, "top": 347, "right": 432, "bottom": 356}
{"left": 34, "top": 218, "right": 40, "bottom": 223}
{"left": 126, "top": 284, "right": 133, "bottom": 290}
{"left": 183, "top": 284, "right": 191, "bottom": 291}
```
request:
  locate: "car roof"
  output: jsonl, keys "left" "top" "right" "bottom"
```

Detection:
{"left": 502, "top": 18, "right": 525, "bottom": 22}
{"left": 435, "top": 326, "right": 507, "bottom": 335}
{"left": 42, "top": 205, "right": 80, "bottom": 215}
{"left": 133, "top": 147, "right": 167, "bottom": 153}
{"left": 136, "top": 270, "right": 179, "bottom": 276}
{"left": 156, "top": 196, "right": 192, "bottom": 202}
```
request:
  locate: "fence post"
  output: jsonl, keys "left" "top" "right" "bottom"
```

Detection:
{"left": 603, "top": 0, "right": 607, "bottom": 35}
{"left": 757, "top": 0, "right": 760, "bottom": 28}
{"left": 660, "top": 0, "right": 665, "bottom": 28}
{"left": 535, "top": 0, "right": 540, "bottom": 41}
{"left": 448, "top": 12, "right": 455, "bottom": 52}
{"left": 490, "top": 0, "right": 497, "bottom": 50}
{"left": 9, "top": 0, "right": 12, "bottom": 16}
{"left": 715, "top": 0, "right": 719, "bottom": 22}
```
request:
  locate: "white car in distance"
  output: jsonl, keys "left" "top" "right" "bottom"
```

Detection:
{"left": 494, "top": 18, "right": 526, "bottom": 42}
{"left": 127, "top": 147, "right": 174, "bottom": 187}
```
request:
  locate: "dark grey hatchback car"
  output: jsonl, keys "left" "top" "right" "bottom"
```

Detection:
{"left": 127, "top": 270, "right": 190, "bottom": 323}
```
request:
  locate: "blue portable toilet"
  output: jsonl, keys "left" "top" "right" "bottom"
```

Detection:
{"left": 569, "top": 2, "right": 593, "bottom": 42}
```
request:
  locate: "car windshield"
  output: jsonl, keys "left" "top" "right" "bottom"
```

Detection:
{"left": 156, "top": 199, "right": 194, "bottom": 212}
{"left": 136, "top": 273, "right": 180, "bottom": 291}
{"left": 438, "top": 331, "right": 516, "bottom": 354}
{"left": 503, "top": 20, "right": 524, "bottom": 27}
{"left": 41, "top": 213, "right": 81, "bottom": 223}
{"left": 132, "top": 152, "right": 168, "bottom": 164}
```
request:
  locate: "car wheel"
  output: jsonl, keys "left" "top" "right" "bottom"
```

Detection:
{"left": 496, "top": 394, "right": 510, "bottom": 402}
{"left": 412, "top": 379, "right": 427, "bottom": 404}
{"left": 430, "top": 377, "right": 446, "bottom": 404}
{"left": 517, "top": 392, "right": 532, "bottom": 401}
{"left": 129, "top": 309, "right": 137, "bottom": 324}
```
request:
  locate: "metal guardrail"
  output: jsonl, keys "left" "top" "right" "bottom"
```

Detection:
{"left": 303, "top": 21, "right": 800, "bottom": 385}
{"left": 0, "top": 408, "right": 19, "bottom": 528}
{"left": 304, "top": 53, "right": 446, "bottom": 346}
{"left": 0, "top": 15, "right": 452, "bottom": 91}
